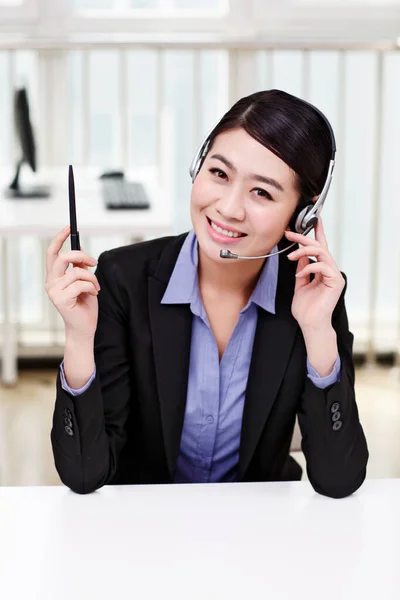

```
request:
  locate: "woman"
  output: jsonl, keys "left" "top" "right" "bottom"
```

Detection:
{"left": 46, "top": 89, "right": 368, "bottom": 497}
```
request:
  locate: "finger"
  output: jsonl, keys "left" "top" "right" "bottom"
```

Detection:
{"left": 285, "top": 230, "right": 321, "bottom": 247}
{"left": 314, "top": 217, "right": 329, "bottom": 249}
{"left": 63, "top": 280, "right": 99, "bottom": 301}
{"left": 51, "top": 251, "right": 97, "bottom": 280}
{"left": 70, "top": 246, "right": 91, "bottom": 271}
{"left": 287, "top": 245, "right": 336, "bottom": 267}
{"left": 295, "top": 262, "right": 339, "bottom": 286}
{"left": 46, "top": 226, "right": 71, "bottom": 276}
{"left": 59, "top": 267, "right": 101, "bottom": 291}
{"left": 294, "top": 255, "right": 310, "bottom": 291}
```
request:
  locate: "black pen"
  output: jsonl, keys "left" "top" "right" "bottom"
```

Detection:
{"left": 68, "top": 165, "right": 80, "bottom": 251}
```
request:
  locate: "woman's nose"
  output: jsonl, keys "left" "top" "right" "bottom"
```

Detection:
{"left": 216, "top": 185, "right": 246, "bottom": 222}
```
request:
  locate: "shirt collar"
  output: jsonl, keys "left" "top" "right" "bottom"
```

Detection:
{"left": 161, "top": 229, "right": 278, "bottom": 314}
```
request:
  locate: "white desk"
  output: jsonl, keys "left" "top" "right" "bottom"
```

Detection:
{"left": 0, "top": 167, "right": 174, "bottom": 385}
{"left": 0, "top": 479, "right": 399, "bottom": 599}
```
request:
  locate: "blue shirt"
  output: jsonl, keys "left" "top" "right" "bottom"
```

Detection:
{"left": 60, "top": 230, "right": 341, "bottom": 483}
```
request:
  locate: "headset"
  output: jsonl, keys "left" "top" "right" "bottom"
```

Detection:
{"left": 189, "top": 94, "right": 336, "bottom": 260}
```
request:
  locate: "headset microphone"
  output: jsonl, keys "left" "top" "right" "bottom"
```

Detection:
{"left": 218, "top": 221, "right": 320, "bottom": 260}
{"left": 220, "top": 241, "right": 297, "bottom": 261}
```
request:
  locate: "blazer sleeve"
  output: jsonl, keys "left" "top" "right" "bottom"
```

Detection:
{"left": 297, "top": 273, "right": 369, "bottom": 499}
{"left": 51, "top": 251, "right": 132, "bottom": 494}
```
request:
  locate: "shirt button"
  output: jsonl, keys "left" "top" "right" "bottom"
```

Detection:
{"left": 206, "top": 415, "right": 214, "bottom": 424}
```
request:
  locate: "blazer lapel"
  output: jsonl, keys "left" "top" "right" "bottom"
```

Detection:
{"left": 238, "top": 253, "right": 300, "bottom": 478}
{"left": 148, "top": 234, "right": 192, "bottom": 480}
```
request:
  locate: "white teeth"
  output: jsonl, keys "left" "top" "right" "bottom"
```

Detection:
{"left": 210, "top": 220, "right": 242, "bottom": 238}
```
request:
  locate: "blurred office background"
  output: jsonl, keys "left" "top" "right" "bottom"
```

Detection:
{"left": 0, "top": 0, "right": 400, "bottom": 485}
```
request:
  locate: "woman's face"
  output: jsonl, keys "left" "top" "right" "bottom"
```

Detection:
{"left": 190, "top": 127, "right": 300, "bottom": 263}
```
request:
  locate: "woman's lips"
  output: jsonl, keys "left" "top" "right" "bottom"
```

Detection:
{"left": 208, "top": 217, "right": 246, "bottom": 235}
{"left": 206, "top": 216, "right": 247, "bottom": 244}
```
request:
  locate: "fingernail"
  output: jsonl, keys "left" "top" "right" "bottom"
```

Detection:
{"left": 63, "top": 225, "right": 70, "bottom": 231}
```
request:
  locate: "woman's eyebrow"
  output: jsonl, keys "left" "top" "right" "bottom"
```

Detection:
{"left": 209, "top": 153, "right": 284, "bottom": 192}
{"left": 210, "top": 153, "right": 236, "bottom": 172}
{"left": 251, "top": 174, "right": 284, "bottom": 193}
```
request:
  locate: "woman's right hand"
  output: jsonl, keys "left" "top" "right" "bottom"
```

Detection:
{"left": 45, "top": 225, "right": 101, "bottom": 340}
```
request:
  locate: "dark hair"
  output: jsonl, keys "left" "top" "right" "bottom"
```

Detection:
{"left": 205, "top": 89, "right": 333, "bottom": 222}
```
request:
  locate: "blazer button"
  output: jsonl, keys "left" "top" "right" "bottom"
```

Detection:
{"left": 64, "top": 417, "right": 73, "bottom": 427}
{"left": 332, "top": 411, "right": 341, "bottom": 422}
{"left": 64, "top": 408, "right": 72, "bottom": 420}
{"left": 332, "top": 421, "right": 342, "bottom": 431}
{"left": 65, "top": 425, "right": 74, "bottom": 436}
{"left": 331, "top": 402, "right": 340, "bottom": 413}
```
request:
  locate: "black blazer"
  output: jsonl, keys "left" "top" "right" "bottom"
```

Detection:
{"left": 51, "top": 233, "right": 368, "bottom": 498}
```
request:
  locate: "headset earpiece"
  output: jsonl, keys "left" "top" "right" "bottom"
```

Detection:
{"left": 295, "top": 204, "right": 318, "bottom": 234}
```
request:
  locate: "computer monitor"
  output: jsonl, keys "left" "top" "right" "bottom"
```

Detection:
{"left": 6, "top": 87, "right": 50, "bottom": 199}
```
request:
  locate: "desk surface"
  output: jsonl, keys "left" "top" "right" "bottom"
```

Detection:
{"left": 0, "top": 480, "right": 399, "bottom": 599}
{"left": 0, "top": 166, "right": 174, "bottom": 237}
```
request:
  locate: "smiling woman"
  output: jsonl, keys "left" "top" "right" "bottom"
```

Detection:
{"left": 47, "top": 89, "right": 368, "bottom": 499}
{"left": 191, "top": 127, "right": 299, "bottom": 263}
{"left": 195, "top": 89, "right": 332, "bottom": 241}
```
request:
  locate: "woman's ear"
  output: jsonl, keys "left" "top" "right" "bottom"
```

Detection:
{"left": 287, "top": 209, "right": 299, "bottom": 233}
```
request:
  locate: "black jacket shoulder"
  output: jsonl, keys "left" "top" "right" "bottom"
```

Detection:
{"left": 98, "top": 232, "right": 189, "bottom": 284}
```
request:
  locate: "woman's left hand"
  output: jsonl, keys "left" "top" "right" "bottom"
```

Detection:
{"left": 285, "top": 217, "right": 345, "bottom": 332}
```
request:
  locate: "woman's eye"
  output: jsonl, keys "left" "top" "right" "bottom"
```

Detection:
{"left": 209, "top": 168, "right": 227, "bottom": 179}
{"left": 253, "top": 188, "right": 274, "bottom": 201}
